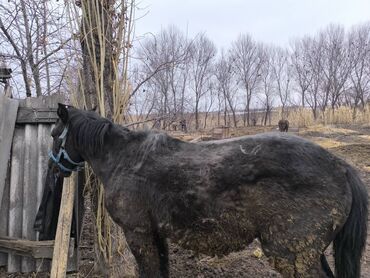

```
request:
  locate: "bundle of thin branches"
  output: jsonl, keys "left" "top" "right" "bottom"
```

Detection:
{"left": 63, "top": 0, "right": 137, "bottom": 276}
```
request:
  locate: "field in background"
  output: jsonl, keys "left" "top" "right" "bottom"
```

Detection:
{"left": 128, "top": 105, "right": 370, "bottom": 134}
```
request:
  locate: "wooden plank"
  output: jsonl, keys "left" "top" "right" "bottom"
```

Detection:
{"left": 5, "top": 96, "right": 67, "bottom": 273}
{"left": 8, "top": 126, "right": 25, "bottom": 272}
{"left": 16, "top": 94, "right": 64, "bottom": 124}
{"left": 16, "top": 107, "right": 58, "bottom": 124}
{"left": 0, "top": 237, "right": 54, "bottom": 259}
{"left": 21, "top": 123, "right": 38, "bottom": 272}
{"left": 36, "top": 124, "right": 52, "bottom": 207}
{"left": 4, "top": 85, "right": 12, "bottom": 98}
{"left": 18, "top": 94, "right": 64, "bottom": 110}
{"left": 0, "top": 237, "right": 75, "bottom": 260}
{"left": 0, "top": 160, "right": 10, "bottom": 266}
{"left": 36, "top": 124, "right": 52, "bottom": 272}
{"left": 50, "top": 176, "right": 76, "bottom": 278}
{"left": 22, "top": 97, "right": 62, "bottom": 273}
{"left": 0, "top": 94, "right": 18, "bottom": 210}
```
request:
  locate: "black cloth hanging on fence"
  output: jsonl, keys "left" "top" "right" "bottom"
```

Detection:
{"left": 33, "top": 160, "right": 83, "bottom": 242}
{"left": 33, "top": 160, "right": 64, "bottom": 240}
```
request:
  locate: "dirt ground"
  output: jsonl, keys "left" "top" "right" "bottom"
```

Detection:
{"left": 1, "top": 124, "right": 369, "bottom": 277}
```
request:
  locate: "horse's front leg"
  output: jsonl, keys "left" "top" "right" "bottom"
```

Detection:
{"left": 124, "top": 217, "right": 169, "bottom": 278}
{"left": 105, "top": 186, "right": 169, "bottom": 277}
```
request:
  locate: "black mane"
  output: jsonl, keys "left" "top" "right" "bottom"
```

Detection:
{"left": 68, "top": 109, "right": 116, "bottom": 156}
{"left": 67, "top": 108, "right": 174, "bottom": 159}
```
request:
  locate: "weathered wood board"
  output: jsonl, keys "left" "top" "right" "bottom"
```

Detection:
{"left": 16, "top": 107, "right": 58, "bottom": 124}
{"left": 0, "top": 160, "right": 10, "bottom": 266}
{"left": 0, "top": 94, "right": 19, "bottom": 266}
{"left": 0, "top": 236, "right": 74, "bottom": 260}
{"left": 0, "top": 94, "right": 18, "bottom": 213}
{"left": 50, "top": 176, "right": 76, "bottom": 278}
{"left": 8, "top": 126, "right": 25, "bottom": 272}
{"left": 0, "top": 94, "right": 81, "bottom": 275}
{"left": 1, "top": 94, "right": 68, "bottom": 273}
{"left": 0, "top": 237, "right": 54, "bottom": 259}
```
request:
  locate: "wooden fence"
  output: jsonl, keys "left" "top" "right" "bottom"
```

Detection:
{"left": 0, "top": 94, "right": 65, "bottom": 273}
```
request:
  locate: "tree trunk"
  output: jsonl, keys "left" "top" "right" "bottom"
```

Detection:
{"left": 264, "top": 105, "right": 269, "bottom": 126}
{"left": 20, "top": 0, "right": 42, "bottom": 96}
{"left": 79, "top": 1, "right": 135, "bottom": 276}
{"left": 246, "top": 96, "right": 251, "bottom": 126}
{"left": 223, "top": 98, "right": 228, "bottom": 126}
{"left": 80, "top": 0, "right": 114, "bottom": 114}
{"left": 195, "top": 99, "right": 199, "bottom": 130}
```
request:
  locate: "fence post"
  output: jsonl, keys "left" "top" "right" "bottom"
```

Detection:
{"left": 50, "top": 175, "right": 75, "bottom": 278}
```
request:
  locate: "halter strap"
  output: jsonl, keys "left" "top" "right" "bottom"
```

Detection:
{"left": 49, "top": 126, "right": 84, "bottom": 173}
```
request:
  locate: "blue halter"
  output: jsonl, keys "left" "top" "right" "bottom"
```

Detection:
{"left": 49, "top": 126, "right": 85, "bottom": 173}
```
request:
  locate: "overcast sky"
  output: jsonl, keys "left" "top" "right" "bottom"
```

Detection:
{"left": 134, "top": 0, "right": 370, "bottom": 49}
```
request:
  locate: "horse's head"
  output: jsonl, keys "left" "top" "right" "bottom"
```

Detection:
{"left": 49, "top": 103, "right": 85, "bottom": 177}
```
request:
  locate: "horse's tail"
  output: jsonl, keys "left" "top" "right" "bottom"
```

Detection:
{"left": 333, "top": 166, "right": 368, "bottom": 278}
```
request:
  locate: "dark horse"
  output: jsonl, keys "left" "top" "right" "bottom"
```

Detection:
{"left": 278, "top": 119, "right": 289, "bottom": 132}
{"left": 51, "top": 104, "right": 368, "bottom": 278}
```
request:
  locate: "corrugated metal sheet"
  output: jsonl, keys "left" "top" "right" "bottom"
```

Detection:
{"left": 0, "top": 95, "right": 60, "bottom": 273}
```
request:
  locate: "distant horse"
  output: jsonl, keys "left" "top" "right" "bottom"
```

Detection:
{"left": 50, "top": 104, "right": 368, "bottom": 278}
{"left": 278, "top": 119, "right": 289, "bottom": 132}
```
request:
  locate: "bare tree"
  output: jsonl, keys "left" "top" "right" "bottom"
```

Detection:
{"left": 304, "top": 36, "right": 324, "bottom": 120}
{"left": 259, "top": 46, "right": 275, "bottom": 125}
{"left": 291, "top": 37, "right": 313, "bottom": 107}
{"left": 231, "top": 34, "right": 263, "bottom": 126}
{"left": 135, "top": 26, "right": 191, "bottom": 129}
{"left": 319, "top": 24, "right": 353, "bottom": 112}
{"left": 271, "top": 47, "right": 292, "bottom": 119}
{"left": 189, "top": 34, "right": 216, "bottom": 130}
{"left": 0, "top": 1, "right": 71, "bottom": 97}
{"left": 214, "top": 50, "right": 238, "bottom": 127}
{"left": 347, "top": 23, "right": 370, "bottom": 118}
{"left": 202, "top": 81, "right": 217, "bottom": 129}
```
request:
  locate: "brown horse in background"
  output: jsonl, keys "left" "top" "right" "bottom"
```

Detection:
{"left": 278, "top": 119, "right": 289, "bottom": 132}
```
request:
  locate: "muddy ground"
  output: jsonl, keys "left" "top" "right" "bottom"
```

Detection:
{"left": 1, "top": 124, "right": 369, "bottom": 277}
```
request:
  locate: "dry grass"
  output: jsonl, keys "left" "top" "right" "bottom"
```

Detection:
{"left": 286, "top": 106, "right": 370, "bottom": 127}
{"left": 130, "top": 105, "right": 370, "bottom": 133}
{"left": 299, "top": 125, "right": 361, "bottom": 136}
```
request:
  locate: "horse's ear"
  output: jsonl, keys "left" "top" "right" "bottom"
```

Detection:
{"left": 91, "top": 105, "right": 98, "bottom": 112}
{"left": 57, "top": 103, "right": 69, "bottom": 123}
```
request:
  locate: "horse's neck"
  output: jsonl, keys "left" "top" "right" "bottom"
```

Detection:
{"left": 82, "top": 126, "right": 128, "bottom": 182}
{"left": 84, "top": 128, "right": 147, "bottom": 185}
